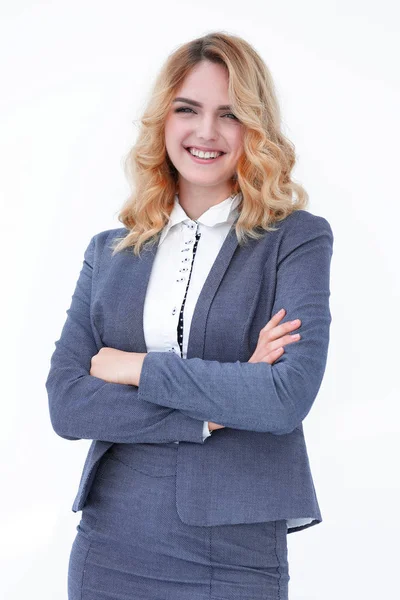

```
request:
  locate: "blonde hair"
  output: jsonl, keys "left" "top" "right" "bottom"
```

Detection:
{"left": 111, "top": 31, "right": 308, "bottom": 256}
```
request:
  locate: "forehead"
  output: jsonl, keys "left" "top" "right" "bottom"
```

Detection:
{"left": 176, "top": 61, "right": 230, "bottom": 103}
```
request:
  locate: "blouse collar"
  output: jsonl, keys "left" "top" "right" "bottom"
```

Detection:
{"left": 159, "top": 192, "right": 242, "bottom": 246}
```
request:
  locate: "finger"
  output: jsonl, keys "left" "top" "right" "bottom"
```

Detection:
{"left": 262, "top": 318, "right": 302, "bottom": 341}
{"left": 275, "top": 333, "right": 301, "bottom": 348}
{"left": 262, "top": 347, "right": 284, "bottom": 363}
{"left": 249, "top": 345, "right": 284, "bottom": 365}
{"left": 265, "top": 333, "right": 301, "bottom": 354}
{"left": 275, "top": 320, "right": 302, "bottom": 338}
{"left": 250, "top": 332, "right": 301, "bottom": 363}
{"left": 269, "top": 346, "right": 284, "bottom": 357}
{"left": 261, "top": 308, "right": 286, "bottom": 332}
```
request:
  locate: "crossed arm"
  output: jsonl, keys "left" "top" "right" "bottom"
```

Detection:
{"left": 87, "top": 347, "right": 217, "bottom": 436}
{"left": 46, "top": 215, "right": 333, "bottom": 442}
{"left": 45, "top": 236, "right": 208, "bottom": 444}
{"left": 134, "top": 217, "right": 333, "bottom": 434}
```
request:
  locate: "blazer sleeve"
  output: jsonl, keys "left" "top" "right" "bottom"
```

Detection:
{"left": 137, "top": 215, "right": 334, "bottom": 435}
{"left": 45, "top": 235, "right": 207, "bottom": 444}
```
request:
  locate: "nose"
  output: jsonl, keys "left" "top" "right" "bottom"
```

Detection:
{"left": 196, "top": 114, "right": 218, "bottom": 141}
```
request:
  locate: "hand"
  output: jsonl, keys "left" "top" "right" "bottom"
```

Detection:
{"left": 206, "top": 309, "right": 301, "bottom": 433}
{"left": 248, "top": 308, "right": 301, "bottom": 364}
{"left": 90, "top": 348, "right": 147, "bottom": 386}
{"left": 208, "top": 421, "right": 225, "bottom": 432}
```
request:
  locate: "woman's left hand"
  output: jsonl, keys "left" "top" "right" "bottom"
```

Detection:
{"left": 90, "top": 348, "right": 147, "bottom": 386}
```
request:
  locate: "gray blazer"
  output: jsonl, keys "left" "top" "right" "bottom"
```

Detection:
{"left": 45, "top": 208, "right": 333, "bottom": 534}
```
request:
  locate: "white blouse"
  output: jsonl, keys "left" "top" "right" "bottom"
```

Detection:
{"left": 143, "top": 191, "right": 242, "bottom": 442}
{"left": 142, "top": 191, "right": 314, "bottom": 531}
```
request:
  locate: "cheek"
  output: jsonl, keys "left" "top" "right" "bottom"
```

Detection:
{"left": 227, "top": 128, "right": 244, "bottom": 156}
{"left": 165, "top": 118, "right": 187, "bottom": 146}
{"left": 164, "top": 120, "right": 175, "bottom": 148}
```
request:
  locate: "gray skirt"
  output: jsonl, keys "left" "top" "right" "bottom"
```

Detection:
{"left": 68, "top": 441, "right": 290, "bottom": 600}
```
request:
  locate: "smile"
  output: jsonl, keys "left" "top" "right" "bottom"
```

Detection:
{"left": 185, "top": 147, "right": 226, "bottom": 163}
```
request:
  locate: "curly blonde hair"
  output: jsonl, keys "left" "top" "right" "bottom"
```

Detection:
{"left": 111, "top": 31, "right": 308, "bottom": 256}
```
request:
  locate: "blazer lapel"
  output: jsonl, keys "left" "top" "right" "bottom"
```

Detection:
{"left": 127, "top": 242, "right": 159, "bottom": 353}
{"left": 187, "top": 222, "right": 239, "bottom": 359}
{"left": 121, "top": 220, "right": 239, "bottom": 358}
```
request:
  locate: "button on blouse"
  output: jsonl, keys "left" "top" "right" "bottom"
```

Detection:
{"left": 142, "top": 192, "right": 242, "bottom": 443}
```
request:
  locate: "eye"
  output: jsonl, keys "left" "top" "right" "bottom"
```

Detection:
{"left": 174, "top": 107, "right": 195, "bottom": 114}
{"left": 174, "top": 107, "right": 238, "bottom": 120}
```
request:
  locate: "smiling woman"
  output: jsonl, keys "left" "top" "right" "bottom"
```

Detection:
{"left": 46, "top": 30, "right": 334, "bottom": 600}
{"left": 164, "top": 60, "right": 245, "bottom": 216}
{"left": 110, "top": 31, "right": 308, "bottom": 256}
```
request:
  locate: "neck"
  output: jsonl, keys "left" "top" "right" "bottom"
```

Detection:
{"left": 176, "top": 181, "right": 235, "bottom": 221}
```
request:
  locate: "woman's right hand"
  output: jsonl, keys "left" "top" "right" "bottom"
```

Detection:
{"left": 208, "top": 309, "right": 301, "bottom": 432}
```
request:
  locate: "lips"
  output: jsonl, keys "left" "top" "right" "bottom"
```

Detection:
{"left": 184, "top": 148, "right": 226, "bottom": 164}
{"left": 184, "top": 145, "right": 226, "bottom": 155}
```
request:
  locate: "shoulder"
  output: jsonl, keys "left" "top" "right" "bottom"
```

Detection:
{"left": 82, "top": 227, "right": 129, "bottom": 270}
{"left": 274, "top": 209, "right": 333, "bottom": 237}
{"left": 91, "top": 227, "right": 129, "bottom": 247}
{"left": 271, "top": 209, "right": 334, "bottom": 262}
{"left": 87, "top": 226, "right": 128, "bottom": 255}
{"left": 273, "top": 208, "right": 333, "bottom": 241}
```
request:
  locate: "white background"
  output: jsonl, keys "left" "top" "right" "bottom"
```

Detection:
{"left": 1, "top": 1, "right": 399, "bottom": 598}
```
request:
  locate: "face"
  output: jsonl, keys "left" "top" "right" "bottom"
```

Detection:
{"left": 164, "top": 60, "right": 244, "bottom": 198}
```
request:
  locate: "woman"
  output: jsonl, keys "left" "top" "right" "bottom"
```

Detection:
{"left": 46, "top": 32, "right": 334, "bottom": 600}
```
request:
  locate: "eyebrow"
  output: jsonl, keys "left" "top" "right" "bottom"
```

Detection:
{"left": 173, "top": 97, "right": 233, "bottom": 111}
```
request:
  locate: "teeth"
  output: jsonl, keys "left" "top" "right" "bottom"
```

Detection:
{"left": 188, "top": 147, "right": 222, "bottom": 159}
